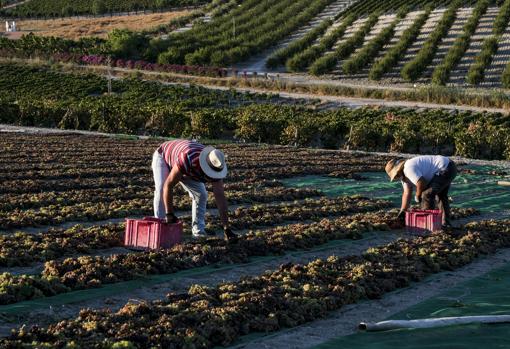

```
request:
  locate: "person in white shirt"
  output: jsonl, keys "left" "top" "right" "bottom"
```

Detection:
{"left": 385, "top": 155, "right": 458, "bottom": 229}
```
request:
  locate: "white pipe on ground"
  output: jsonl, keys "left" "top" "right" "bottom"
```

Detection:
{"left": 359, "top": 315, "right": 510, "bottom": 332}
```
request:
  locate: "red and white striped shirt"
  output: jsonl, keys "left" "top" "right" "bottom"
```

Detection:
{"left": 160, "top": 140, "right": 206, "bottom": 182}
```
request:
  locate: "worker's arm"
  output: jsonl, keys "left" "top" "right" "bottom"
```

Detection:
{"left": 415, "top": 177, "right": 427, "bottom": 203}
{"left": 163, "top": 166, "right": 183, "bottom": 219}
{"left": 212, "top": 180, "right": 230, "bottom": 229}
{"left": 401, "top": 180, "right": 413, "bottom": 212}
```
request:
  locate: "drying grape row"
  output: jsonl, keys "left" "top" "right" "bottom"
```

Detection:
{"left": 0, "top": 204, "right": 479, "bottom": 306}
{"left": 0, "top": 203, "right": 391, "bottom": 305}
{"left": 3, "top": 218, "right": 508, "bottom": 348}
{"left": 0, "top": 196, "right": 392, "bottom": 267}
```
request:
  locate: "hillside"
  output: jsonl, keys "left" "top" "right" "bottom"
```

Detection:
{"left": 264, "top": 0, "right": 510, "bottom": 88}
{"left": 3, "top": 0, "right": 510, "bottom": 88}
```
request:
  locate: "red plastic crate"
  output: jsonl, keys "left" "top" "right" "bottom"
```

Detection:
{"left": 405, "top": 209, "right": 442, "bottom": 234}
{"left": 124, "top": 217, "right": 182, "bottom": 250}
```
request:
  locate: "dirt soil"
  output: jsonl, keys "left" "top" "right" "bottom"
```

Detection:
{"left": 11, "top": 11, "right": 189, "bottom": 39}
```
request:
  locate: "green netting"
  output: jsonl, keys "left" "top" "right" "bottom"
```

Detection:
{"left": 0, "top": 262, "right": 245, "bottom": 315}
{"left": 313, "top": 262, "right": 510, "bottom": 349}
{"left": 282, "top": 166, "right": 510, "bottom": 212}
{"left": 0, "top": 232, "right": 392, "bottom": 315}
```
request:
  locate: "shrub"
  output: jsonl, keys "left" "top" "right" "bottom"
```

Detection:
{"left": 501, "top": 60, "right": 510, "bottom": 88}
{"left": 342, "top": 8, "right": 407, "bottom": 75}
{"left": 190, "top": 109, "right": 235, "bottom": 139}
{"left": 280, "top": 112, "right": 321, "bottom": 146}
{"left": 266, "top": 19, "right": 332, "bottom": 69}
{"left": 455, "top": 121, "right": 510, "bottom": 159}
{"left": 235, "top": 105, "right": 289, "bottom": 143}
{"left": 286, "top": 15, "right": 356, "bottom": 72}
{"left": 493, "top": 0, "right": 510, "bottom": 35}
{"left": 345, "top": 118, "right": 391, "bottom": 151}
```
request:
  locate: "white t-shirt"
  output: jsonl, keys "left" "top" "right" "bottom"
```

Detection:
{"left": 403, "top": 155, "right": 450, "bottom": 186}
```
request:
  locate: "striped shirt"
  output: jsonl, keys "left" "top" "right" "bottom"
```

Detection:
{"left": 160, "top": 140, "right": 206, "bottom": 182}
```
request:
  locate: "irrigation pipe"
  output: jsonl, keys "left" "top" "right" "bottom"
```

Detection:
{"left": 359, "top": 315, "right": 510, "bottom": 332}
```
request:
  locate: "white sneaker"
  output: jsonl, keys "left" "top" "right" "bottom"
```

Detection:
{"left": 192, "top": 230, "right": 216, "bottom": 239}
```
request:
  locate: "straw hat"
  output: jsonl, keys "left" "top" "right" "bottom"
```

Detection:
{"left": 385, "top": 158, "right": 406, "bottom": 182}
{"left": 199, "top": 146, "right": 228, "bottom": 180}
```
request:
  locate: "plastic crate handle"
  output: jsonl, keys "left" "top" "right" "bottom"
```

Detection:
{"left": 143, "top": 217, "right": 163, "bottom": 222}
{"left": 143, "top": 217, "right": 183, "bottom": 225}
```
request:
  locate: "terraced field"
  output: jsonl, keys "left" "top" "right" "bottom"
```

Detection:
{"left": 4, "top": 0, "right": 510, "bottom": 88}
{"left": 264, "top": 0, "right": 510, "bottom": 88}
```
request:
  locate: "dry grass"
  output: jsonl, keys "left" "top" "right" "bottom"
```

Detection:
{"left": 13, "top": 11, "right": 190, "bottom": 39}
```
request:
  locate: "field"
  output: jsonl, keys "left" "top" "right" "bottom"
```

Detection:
{"left": 264, "top": 0, "right": 510, "bottom": 88}
{"left": 0, "top": 129, "right": 509, "bottom": 348}
{"left": 1, "top": 0, "right": 510, "bottom": 347}
{"left": 10, "top": 11, "right": 190, "bottom": 39}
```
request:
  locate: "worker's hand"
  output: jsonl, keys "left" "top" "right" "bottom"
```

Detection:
{"left": 223, "top": 227, "right": 238, "bottom": 241}
{"left": 396, "top": 210, "right": 406, "bottom": 224}
{"left": 165, "top": 213, "right": 179, "bottom": 224}
{"left": 414, "top": 195, "right": 422, "bottom": 204}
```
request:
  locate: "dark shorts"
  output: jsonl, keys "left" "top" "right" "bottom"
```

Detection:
{"left": 421, "top": 161, "right": 457, "bottom": 224}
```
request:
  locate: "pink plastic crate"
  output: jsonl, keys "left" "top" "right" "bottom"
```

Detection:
{"left": 124, "top": 217, "right": 182, "bottom": 250}
{"left": 405, "top": 209, "right": 442, "bottom": 234}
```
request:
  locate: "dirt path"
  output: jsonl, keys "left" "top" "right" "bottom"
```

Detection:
{"left": 3, "top": 57, "right": 509, "bottom": 114}
{"left": 103, "top": 65, "right": 510, "bottom": 114}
